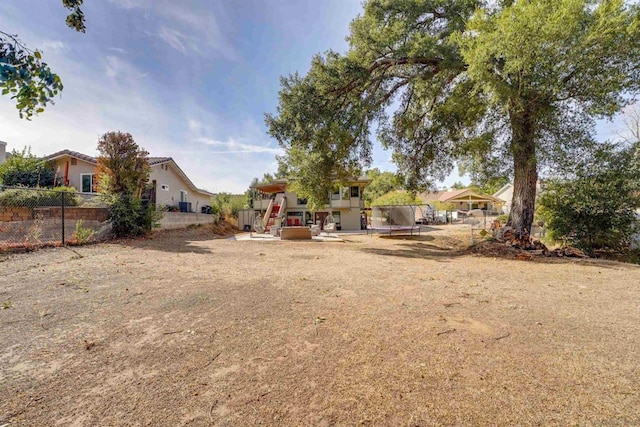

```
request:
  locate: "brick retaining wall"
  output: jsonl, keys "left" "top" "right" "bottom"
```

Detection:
{"left": 0, "top": 207, "right": 32, "bottom": 221}
{"left": 33, "top": 207, "right": 110, "bottom": 222}
{"left": 0, "top": 207, "right": 110, "bottom": 222}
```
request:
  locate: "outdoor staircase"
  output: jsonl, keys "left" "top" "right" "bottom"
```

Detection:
{"left": 263, "top": 193, "right": 287, "bottom": 233}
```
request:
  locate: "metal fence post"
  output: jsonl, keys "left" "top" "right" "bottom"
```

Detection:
{"left": 61, "top": 190, "right": 65, "bottom": 245}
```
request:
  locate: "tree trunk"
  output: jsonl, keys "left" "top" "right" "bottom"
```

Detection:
{"left": 507, "top": 107, "right": 538, "bottom": 238}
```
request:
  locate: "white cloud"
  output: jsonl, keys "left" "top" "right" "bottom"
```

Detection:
{"left": 109, "top": 0, "right": 239, "bottom": 59}
{"left": 103, "top": 55, "right": 149, "bottom": 81}
{"left": 104, "top": 59, "right": 119, "bottom": 78}
{"left": 196, "top": 137, "right": 283, "bottom": 155}
{"left": 157, "top": 27, "right": 189, "bottom": 54}
{"left": 187, "top": 119, "right": 202, "bottom": 133}
{"left": 41, "top": 40, "right": 67, "bottom": 54}
{"left": 107, "top": 0, "right": 148, "bottom": 9}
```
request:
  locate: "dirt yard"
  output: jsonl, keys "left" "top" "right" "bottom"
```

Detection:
{"left": 1, "top": 226, "right": 639, "bottom": 426}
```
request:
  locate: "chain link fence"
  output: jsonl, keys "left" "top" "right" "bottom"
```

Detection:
{"left": 459, "top": 209, "right": 502, "bottom": 229}
{"left": 0, "top": 186, "right": 110, "bottom": 251}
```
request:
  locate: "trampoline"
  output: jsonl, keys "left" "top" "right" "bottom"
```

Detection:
{"left": 367, "top": 205, "right": 427, "bottom": 236}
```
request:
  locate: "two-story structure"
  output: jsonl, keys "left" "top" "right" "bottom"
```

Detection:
{"left": 250, "top": 178, "right": 371, "bottom": 232}
{"left": 45, "top": 149, "right": 214, "bottom": 213}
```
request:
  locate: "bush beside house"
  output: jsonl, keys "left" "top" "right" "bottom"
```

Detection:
{"left": 538, "top": 143, "right": 640, "bottom": 254}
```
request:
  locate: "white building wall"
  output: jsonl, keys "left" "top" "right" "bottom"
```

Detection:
{"left": 0, "top": 141, "right": 6, "bottom": 166}
{"left": 339, "top": 208, "right": 362, "bottom": 231}
{"left": 50, "top": 157, "right": 99, "bottom": 192}
{"left": 158, "top": 212, "right": 215, "bottom": 229}
{"left": 150, "top": 163, "right": 211, "bottom": 212}
{"left": 494, "top": 185, "right": 514, "bottom": 214}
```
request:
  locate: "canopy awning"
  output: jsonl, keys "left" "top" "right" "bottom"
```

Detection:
{"left": 252, "top": 183, "right": 287, "bottom": 193}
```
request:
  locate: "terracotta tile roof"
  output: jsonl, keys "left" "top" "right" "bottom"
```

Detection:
{"left": 148, "top": 157, "right": 172, "bottom": 165}
{"left": 418, "top": 190, "right": 448, "bottom": 203}
{"left": 46, "top": 151, "right": 173, "bottom": 167}
{"left": 45, "top": 149, "right": 97, "bottom": 164}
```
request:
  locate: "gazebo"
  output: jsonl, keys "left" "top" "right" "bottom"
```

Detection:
{"left": 419, "top": 188, "right": 504, "bottom": 213}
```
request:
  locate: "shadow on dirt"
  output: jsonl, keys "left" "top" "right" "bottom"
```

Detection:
{"left": 120, "top": 228, "right": 230, "bottom": 254}
{"left": 377, "top": 235, "right": 436, "bottom": 242}
{"left": 466, "top": 240, "right": 639, "bottom": 270}
{"left": 359, "top": 241, "right": 464, "bottom": 262}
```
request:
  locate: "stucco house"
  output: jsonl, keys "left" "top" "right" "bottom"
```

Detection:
{"left": 493, "top": 184, "right": 514, "bottom": 214}
{"left": 250, "top": 178, "right": 372, "bottom": 231}
{"left": 45, "top": 149, "right": 214, "bottom": 213}
{"left": 493, "top": 181, "right": 545, "bottom": 214}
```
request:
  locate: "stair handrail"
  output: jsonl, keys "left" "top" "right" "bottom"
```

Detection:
{"left": 278, "top": 196, "right": 287, "bottom": 219}
{"left": 262, "top": 198, "right": 274, "bottom": 227}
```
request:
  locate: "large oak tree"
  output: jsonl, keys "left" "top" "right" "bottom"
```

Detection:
{"left": 266, "top": 0, "right": 640, "bottom": 237}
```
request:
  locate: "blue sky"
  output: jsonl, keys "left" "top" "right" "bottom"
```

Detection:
{"left": 0, "top": 0, "right": 633, "bottom": 193}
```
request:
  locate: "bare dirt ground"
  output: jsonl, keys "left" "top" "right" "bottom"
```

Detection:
{"left": 1, "top": 225, "right": 640, "bottom": 426}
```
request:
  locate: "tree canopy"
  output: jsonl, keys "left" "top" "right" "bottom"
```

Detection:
{"left": 96, "top": 131, "right": 150, "bottom": 197}
{"left": 266, "top": 0, "right": 640, "bottom": 236}
{"left": 0, "top": 147, "right": 56, "bottom": 188}
{"left": 362, "top": 168, "right": 404, "bottom": 206}
{"left": 96, "top": 131, "right": 155, "bottom": 238}
{"left": 371, "top": 190, "right": 420, "bottom": 207}
{"left": 0, "top": 0, "right": 85, "bottom": 118}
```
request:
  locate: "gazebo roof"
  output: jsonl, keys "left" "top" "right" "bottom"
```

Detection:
{"left": 420, "top": 189, "right": 504, "bottom": 204}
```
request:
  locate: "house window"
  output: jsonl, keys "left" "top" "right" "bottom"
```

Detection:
{"left": 331, "top": 188, "right": 340, "bottom": 200}
{"left": 350, "top": 186, "right": 360, "bottom": 198}
{"left": 180, "top": 190, "right": 188, "bottom": 202}
{"left": 81, "top": 173, "right": 96, "bottom": 193}
{"left": 297, "top": 197, "right": 307, "bottom": 205}
{"left": 341, "top": 187, "right": 350, "bottom": 200}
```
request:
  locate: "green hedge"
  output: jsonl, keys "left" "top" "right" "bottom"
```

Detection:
{"left": 0, "top": 187, "right": 80, "bottom": 207}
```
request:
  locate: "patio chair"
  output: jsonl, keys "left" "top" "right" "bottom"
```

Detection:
{"left": 253, "top": 213, "right": 265, "bottom": 234}
{"left": 323, "top": 214, "right": 336, "bottom": 237}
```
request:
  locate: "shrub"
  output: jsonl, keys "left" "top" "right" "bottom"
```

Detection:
{"left": 104, "top": 194, "right": 160, "bottom": 238}
{"left": 538, "top": 143, "right": 640, "bottom": 253}
{"left": 72, "top": 220, "right": 96, "bottom": 244}
{"left": 0, "top": 187, "right": 79, "bottom": 207}
{"left": 210, "top": 193, "right": 246, "bottom": 217}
